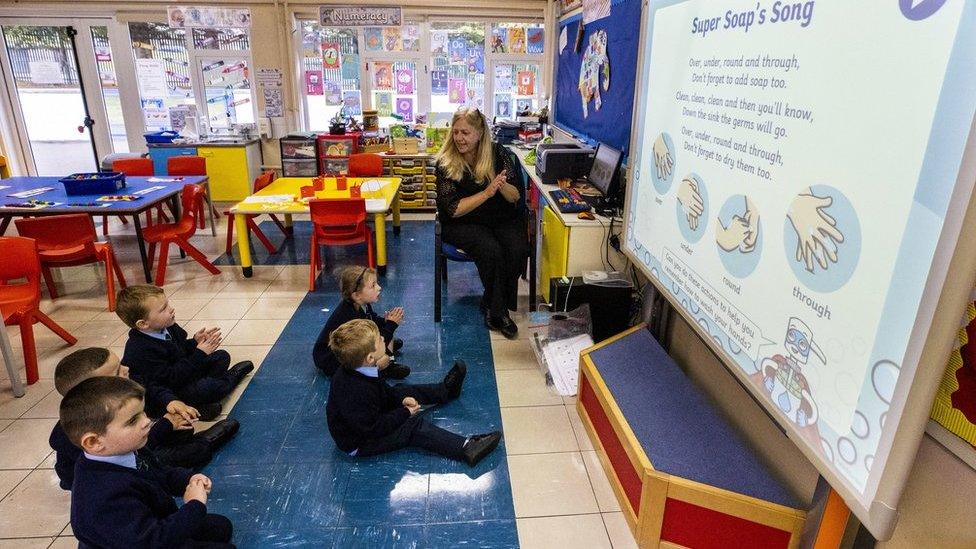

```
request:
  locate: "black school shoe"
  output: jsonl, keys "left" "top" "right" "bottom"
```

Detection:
{"left": 443, "top": 360, "right": 467, "bottom": 400}
{"left": 197, "top": 402, "right": 223, "bottom": 422}
{"left": 227, "top": 361, "right": 254, "bottom": 385}
{"left": 196, "top": 418, "right": 240, "bottom": 449}
{"left": 487, "top": 315, "right": 518, "bottom": 339}
{"left": 391, "top": 338, "right": 404, "bottom": 354}
{"left": 381, "top": 362, "right": 411, "bottom": 380}
{"left": 463, "top": 431, "right": 503, "bottom": 466}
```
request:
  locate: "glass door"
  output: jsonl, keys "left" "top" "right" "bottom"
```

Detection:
{"left": 197, "top": 55, "right": 255, "bottom": 134}
{"left": 0, "top": 20, "right": 122, "bottom": 175}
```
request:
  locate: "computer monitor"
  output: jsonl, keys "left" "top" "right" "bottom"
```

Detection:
{"left": 588, "top": 143, "right": 622, "bottom": 199}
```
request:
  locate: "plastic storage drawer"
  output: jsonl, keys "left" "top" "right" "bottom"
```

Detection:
{"left": 60, "top": 172, "right": 127, "bottom": 195}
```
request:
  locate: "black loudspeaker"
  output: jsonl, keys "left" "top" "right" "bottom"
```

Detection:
{"left": 549, "top": 276, "right": 634, "bottom": 342}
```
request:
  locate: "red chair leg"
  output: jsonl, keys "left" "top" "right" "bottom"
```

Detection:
{"left": 269, "top": 214, "right": 288, "bottom": 235}
{"left": 367, "top": 231, "right": 376, "bottom": 268}
{"left": 246, "top": 216, "right": 277, "bottom": 254}
{"left": 110, "top": 249, "right": 127, "bottom": 290}
{"left": 309, "top": 234, "right": 318, "bottom": 291}
{"left": 225, "top": 214, "right": 236, "bottom": 254}
{"left": 154, "top": 241, "right": 170, "bottom": 286}
{"left": 103, "top": 257, "right": 116, "bottom": 312}
{"left": 156, "top": 205, "right": 171, "bottom": 223}
{"left": 176, "top": 238, "right": 221, "bottom": 276}
{"left": 17, "top": 315, "right": 39, "bottom": 385}
{"left": 34, "top": 310, "right": 78, "bottom": 346}
{"left": 41, "top": 265, "right": 58, "bottom": 299}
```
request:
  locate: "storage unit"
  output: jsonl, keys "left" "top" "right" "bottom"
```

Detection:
{"left": 317, "top": 132, "right": 360, "bottom": 176}
{"left": 382, "top": 154, "right": 436, "bottom": 210}
{"left": 147, "top": 146, "right": 198, "bottom": 175}
{"left": 280, "top": 133, "right": 319, "bottom": 177}
{"left": 148, "top": 139, "right": 262, "bottom": 201}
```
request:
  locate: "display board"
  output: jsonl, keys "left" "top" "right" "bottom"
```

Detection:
{"left": 553, "top": 0, "right": 641, "bottom": 155}
{"left": 622, "top": 0, "right": 976, "bottom": 539}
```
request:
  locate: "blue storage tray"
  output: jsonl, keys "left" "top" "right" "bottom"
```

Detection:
{"left": 144, "top": 131, "right": 180, "bottom": 144}
{"left": 59, "top": 172, "right": 127, "bottom": 195}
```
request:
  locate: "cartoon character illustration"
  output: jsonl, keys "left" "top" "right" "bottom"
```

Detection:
{"left": 758, "top": 317, "right": 824, "bottom": 429}
{"left": 787, "top": 187, "right": 845, "bottom": 272}
{"left": 578, "top": 30, "right": 609, "bottom": 118}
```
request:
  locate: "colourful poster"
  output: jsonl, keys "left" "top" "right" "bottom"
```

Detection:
{"left": 448, "top": 34, "right": 468, "bottom": 63}
{"left": 322, "top": 42, "right": 341, "bottom": 70}
{"left": 515, "top": 98, "right": 532, "bottom": 115}
{"left": 305, "top": 70, "right": 323, "bottom": 95}
{"left": 508, "top": 27, "right": 526, "bottom": 54}
{"left": 517, "top": 70, "right": 535, "bottom": 96}
{"left": 495, "top": 94, "right": 512, "bottom": 118}
{"left": 431, "top": 70, "right": 448, "bottom": 95}
{"left": 342, "top": 91, "right": 362, "bottom": 115}
{"left": 491, "top": 27, "right": 508, "bottom": 53}
{"left": 395, "top": 69, "right": 414, "bottom": 94}
{"left": 375, "top": 92, "right": 393, "bottom": 117}
{"left": 448, "top": 78, "right": 466, "bottom": 104}
{"left": 494, "top": 65, "right": 513, "bottom": 92}
{"left": 527, "top": 27, "right": 545, "bottom": 54}
{"left": 431, "top": 31, "right": 448, "bottom": 54}
{"left": 467, "top": 45, "right": 484, "bottom": 74}
{"left": 302, "top": 35, "right": 321, "bottom": 58}
{"left": 403, "top": 25, "right": 420, "bottom": 51}
{"left": 341, "top": 53, "right": 359, "bottom": 80}
{"left": 364, "top": 28, "right": 383, "bottom": 52}
{"left": 373, "top": 62, "right": 393, "bottom": 90}
{"left": 324, "top": 81, "right": 343, "bottom": 106}
{"left": 395, "top": 97, "right": 414, "bottom": 122}
{"left": 383, "top": 27, "right": 402, "bottom": 51}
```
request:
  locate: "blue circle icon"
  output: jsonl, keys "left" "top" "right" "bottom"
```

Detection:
{"left": 783, "top": 185, "right": 861, "bottom": 293}
{"left": 899, "top": 0, "right": 947, "bottom": 21}
{"left": 675, "top": 173, "right": 707, "bottom": 243}
{"left": 716, "top": 195, "right": 762, "bottom": 278}
{"left": 650, "top": 132, "right": 676, "bottom": 194}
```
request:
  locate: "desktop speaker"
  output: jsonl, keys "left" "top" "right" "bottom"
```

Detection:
{"left": 549, "top": 276, "right": 634, "bottom": 343}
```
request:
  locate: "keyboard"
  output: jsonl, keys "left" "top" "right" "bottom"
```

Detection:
{"left": 549, "top": 188, "right": 592, "bottom": 213}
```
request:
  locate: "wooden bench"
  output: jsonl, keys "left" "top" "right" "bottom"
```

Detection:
{"left": 578, "top": 324, "right": 807, "bottom": 548}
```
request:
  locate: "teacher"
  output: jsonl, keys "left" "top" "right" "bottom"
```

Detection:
{"left": 435, "top": 107, "right": 528, "bottom": 339}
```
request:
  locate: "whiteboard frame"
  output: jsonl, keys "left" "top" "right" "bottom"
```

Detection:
{"left": 619, "top": 0, "right": 976, "bottom": 539}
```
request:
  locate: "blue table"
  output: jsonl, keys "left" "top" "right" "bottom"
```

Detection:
{"left": 0, "top": 176, "right": 213, "bottom": 283}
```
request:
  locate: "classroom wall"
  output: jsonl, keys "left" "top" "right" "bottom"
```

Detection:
{"left": 667, "top": 312, "right": 976, "bottom": 547}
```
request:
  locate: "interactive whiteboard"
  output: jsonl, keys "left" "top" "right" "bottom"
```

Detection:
{"left": 623, "top": 0, "right": 976, "bottom": 538}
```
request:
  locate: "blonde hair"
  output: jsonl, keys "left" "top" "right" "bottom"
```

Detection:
{"left": 116, "top": 285, "right": 165, "bottom": 328}
{"left": 329, "top": 319, "right": 380, "bottom": 369}
{"left": 337, "top": 265, "right": 376, "bottom": 301}
{"left": 435, "top": 107, "right": 496, "bottom": 185}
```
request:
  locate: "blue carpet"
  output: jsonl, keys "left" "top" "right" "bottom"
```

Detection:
{"left": 204, "top": 221, "right": 518, "bottom": 548}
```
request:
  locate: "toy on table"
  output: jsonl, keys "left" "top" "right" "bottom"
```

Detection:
{"left": 97, "top": 195, "right": 141, "bottom": 202}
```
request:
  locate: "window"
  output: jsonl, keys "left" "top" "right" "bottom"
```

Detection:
{"left": 299, "top": 21, "right": 362, "bottom": 131}
{"left": 128, "top": 22, "right": 195, "bottom": 132}
{"left": 91, "top": 26, "right": 129, "bottom": 152}
{"left": 198, "top": 56, "right": 253, "bottom": 131}
{"left": 488, "top": 23, "right": 544, "bottom": 120}
{"left": 429, "top": 22, "right": 486, "bottom": 117}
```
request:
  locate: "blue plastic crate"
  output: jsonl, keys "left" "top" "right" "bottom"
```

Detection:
{"left": 144, "top": 130, "right": 180, "bottom": 144}
{"left": 59, "top": 172, "right": 127, "bottom": 196}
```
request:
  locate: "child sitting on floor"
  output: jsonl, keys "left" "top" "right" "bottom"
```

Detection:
{"left": 313, "top": 266, "right": 409, "bottom": 379}
{"left": 326, "top": 318, "right": 501, "bottom": 465}
{"left": 63, "top": 376, "right": 234, "bottom": 548}
{"left": 117, "top": 285, "right": 253, "bottom": 420}
{"left": 49, "top": 347, "right": 239, "bottom": 490}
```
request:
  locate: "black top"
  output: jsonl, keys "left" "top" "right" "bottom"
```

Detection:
{"left": 50, "top": 418, "right": 177, "bottom": 491}
{"left": 326, "top": 367, "right": 411, "bottom": 453}
{"left": 312, "top": 299, "right": 399, "bottom": 376}
{"left": 122, "top": 324, "right": 206, "bottom": 417}
{"left": 71, "top": 452, "right": 201, "bottom": 549}
{"left": 435, "top": 142, "right": 523, "bottom": 225}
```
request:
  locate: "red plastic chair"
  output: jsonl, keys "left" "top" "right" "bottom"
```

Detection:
{"left": 223, "top": 171, "right": 288, "bottom": 255}
{"left": 0, "top": 236, "right": 78, "bottom": 385}
{"left": 112, "top": 157, "right": 170, "bottom": 232}
{"left": 167, "top": 155, "right": 219, "bottom": 228}
{"left": 348, "top": 153, "right": 384, "bottom": 177}
{"left": 308, "top": 198, "right": 375, "bottom": 291}
{"left": 14, "top": 214, "right": 127, "bottom": 311}
{"left": 143, "top": 184, "right": 221, "bottom": 286}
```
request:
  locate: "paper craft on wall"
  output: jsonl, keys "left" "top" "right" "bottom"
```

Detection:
{"left": 516, "top": 98, "right": 532, "bottom": 115}
{"left": 305, "top": 70, "right": 323, "bottom": 95}
{"left": 341, "top": 91, "right": 361, "bottom": 115}
{"left": 374, "top": 92, "right": 393, "bottom": 117}
{"left": 383, "top": 27, "right": 402, "bottom": 52}
{"left": 395, "top": 69, "right": 414, "bottom": 94}
{"left": 931, "top": 293, "right": 976, "bottom": 447}
{"left": 517, "top": 70, "right": 535, "bottom": 96}
{"left": 395, "top": 97, "right": 413, "bottom": 122}
{"left": 324, "top": 81, "right": 342, "bottom": 106}
{"left": 322, "top": 42, "right": 341, "bottom": 70}
{"left": 364, "top": 28, "right": 383, "bottom": 52}
{"left": 431, "top": 31, "right": 447, "bottom": 54}
{"left": 578, "top": 30, "right": 609, "bottom": 118}
{"left": 527, "top": 28, "right": 544, "bottom": 54}
{"left": 373, "top": 62, "right": 393, "bottom": 90}
{"left": 302, "top": 35, "right": 321, "bottom": 58}
{"left": 491, "top": 27, "right": 507, "bottom": 53}
{"left": 431, "top": 70, "right": 448, "bottom": 95}
{"left": 583, "top": 0, "right": 612, "bottom": 23}
{"left": 468, "top": 47, "right": 484, "bottom": 74}
{"left": 341, "top": 53, "right": 359, "bottom": 80}
{"left": 495, "top": 65, "right": 513, "bottom": 92}
{"left": 449, "top": 34, "right": 468, "bottom": 63}
{"left": 495, "top": 94, "right": 512, "bottom": 117}
{"left": 508, "top": 27, "right": 526, "bottom": 53}
{"left": 448, "top": 78, "right": 466, "bottom": 104}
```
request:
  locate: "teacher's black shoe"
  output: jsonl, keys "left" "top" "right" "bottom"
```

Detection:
{"left": 444, "top": 360, "right": 467, "bottom": 400}
{"left": 463, "top": 431, "right": 502, "bottom": 466}
{"left": 381, "top": 362, "right": 411, "bottom": 380}
{"left": 487, "top": 315, "right": 518, "bottom": 339}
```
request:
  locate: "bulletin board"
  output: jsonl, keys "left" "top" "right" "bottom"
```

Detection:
{"left": 553, "top": 0, "right": 641, "bottom": 156}
{"left": 621, "top": 0, "right": 976, "bottom": 540}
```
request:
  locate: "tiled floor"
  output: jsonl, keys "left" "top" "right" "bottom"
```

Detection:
{"left": 0, "top": 213, "right": 637, "bottom": 548}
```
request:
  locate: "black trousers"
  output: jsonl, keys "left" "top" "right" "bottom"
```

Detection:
{"left": 176, "top": 350, "right": 234, "bottom": 407}
{"left": 356, "top": 381, "right": 463, "bottom": 459}
{"left": 150, "top": 427, "right": 213, "bottom": 470}
{"left": 441, "top": 217, "right": 529, "bottom": 319}
{"left": 187, "top": 512, "right": 234, "bottom": 548}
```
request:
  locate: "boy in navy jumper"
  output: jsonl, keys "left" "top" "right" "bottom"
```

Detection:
{"left": 49, "top": 347, "right": 239, "bottom": 490}
{"left": 313, "top": 266, "right": 409, "bottom": 378}
{"left": 326, "top": 319, "right": 501, "bottom": 465}
{"left": 63, "top": 376, "right": 234, "bottom": 548}
{"left": 117, "top": 285, "right": 253, "bottom": 419}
